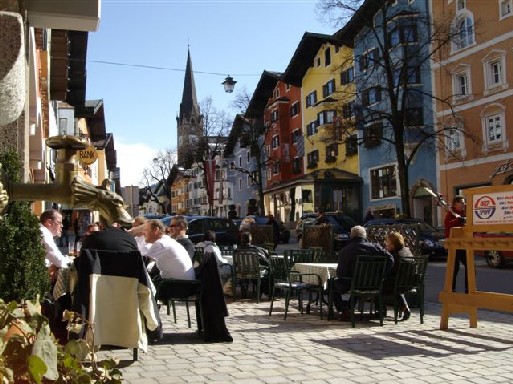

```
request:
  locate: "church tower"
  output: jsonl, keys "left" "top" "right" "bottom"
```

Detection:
{"left": 176, "top": 49, "right": 203, "bottom": 168}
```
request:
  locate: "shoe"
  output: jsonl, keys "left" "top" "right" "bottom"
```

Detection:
{"left": 337, "top": 309, "right": 351, "bottom": 321}
{"left": 402, "top": 308, "right": 411, "bottom": 321}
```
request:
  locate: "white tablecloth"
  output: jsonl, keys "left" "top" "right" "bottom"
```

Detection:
{"left": 292, "top": 263, "right": 337, "bottom": 289}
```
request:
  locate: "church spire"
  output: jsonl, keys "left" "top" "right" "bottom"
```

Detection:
{"left": 179, "top": 48, "right": 199, "bottom": 121}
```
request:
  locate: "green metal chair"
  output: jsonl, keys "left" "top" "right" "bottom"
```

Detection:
{"left": 268, "top": 256, "right": 322, "bottom": 320}
{"left": 329, "top": 254, "right": 388, "bottom": 328}
{"left": 231, "top": 249, "right": 267, "bottom": 303}
{"left": 390, "top": 255, "right": 428, "bottom": 324}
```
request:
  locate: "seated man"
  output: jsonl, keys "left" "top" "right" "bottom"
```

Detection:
{"left": 333, "top": 225, "right": 394, "bottom": 318}
{"left": 144, "top": 219, "right": 196, "bottom": 280}
{"left": 39, "top": 210, "right": 73, "bottom": 272}
{"left": 168, "top": 215, "right": 195, "bottom": 260}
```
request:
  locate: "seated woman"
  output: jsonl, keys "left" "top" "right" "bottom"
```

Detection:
{"left": 196, "top": 230, "right": 231, "bottom": 281}
{"left": 383, "top": 231, "right": 412, "bottom": 321}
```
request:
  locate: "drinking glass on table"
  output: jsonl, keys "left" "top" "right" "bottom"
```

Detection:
{"left": 68, "top": 242, "right": 75, "bottom": 256}
{"left": 76, "top": 241, "right": 82, "bottom": 255}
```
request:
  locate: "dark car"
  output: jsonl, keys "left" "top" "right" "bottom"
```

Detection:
{"left": 161, "top": 215, "right": 239, "bottom": 246}
{"left": 239, "top": 215, "right": 290, "bottom": 243}
{"left": 363, "top": 218, "right": 447, "bottom": 260}
{"left": 297, "top": 212, "right": 357, "bottom": 250}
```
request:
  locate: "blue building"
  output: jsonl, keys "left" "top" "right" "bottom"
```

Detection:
{"left": 336, "top": 0, "right": 438, "bottom": 224}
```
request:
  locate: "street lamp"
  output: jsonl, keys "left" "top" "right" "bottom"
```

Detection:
{"left": 222, "top": 75, "right": 237, "bottom": 93}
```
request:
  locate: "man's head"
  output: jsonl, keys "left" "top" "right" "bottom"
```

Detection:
{"left": 241, "top": 231, "right": 252, "bottom": 245}
{"left": 85, "top": 223, "right": 99, "bottom": 235}
{"left": 144, "top": 219, "right": 165, "bottom": 244}
{"left": 168, "top": 215, "right": 188, "bottom": 239}
{"left": 132, "top": 215, "right": 146, "bottom": 228}
{"left": 452, "top": 195, "right": 466, "bottom": 210}
{"left": 350, "top": 225, "right": 367, "bottom": 239}
{"left": 40, "top": 210, "right": 63, "bottom": 237}
{"left": 205, "top": 230, "right": 216, "bottom": 243}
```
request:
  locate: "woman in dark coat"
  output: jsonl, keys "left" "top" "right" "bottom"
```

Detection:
{"left": 383, "top": 231, "right": 412, "bottom": 320}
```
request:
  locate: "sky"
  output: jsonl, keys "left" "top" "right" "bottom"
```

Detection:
{"left": 85, "top": 0, "right": 339, "bottom": 187}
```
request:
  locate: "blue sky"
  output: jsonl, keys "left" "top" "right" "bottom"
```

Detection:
{"left": 86, "top": 0, "right": 336, "bottom": 186}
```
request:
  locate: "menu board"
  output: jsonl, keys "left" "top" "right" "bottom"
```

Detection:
{"left": 473, "top": 191, "right": 513, "bottom": 225}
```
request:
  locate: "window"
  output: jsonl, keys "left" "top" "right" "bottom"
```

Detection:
{"left": 306, "top": 121, "right": 318, "bottom": 136}
{"left": 342, "top": 102, "right": 355, "bottom": 118}
{"left": 362, "top": 86, "right": 382, "bottom": 105}
{"left": 500, "top": 0, "right": 512, "bottom": 18}
{"left": 325, "top": 143, "right": 338, "bottom": 162}
{"left": 455, "top": 72, "right": 469, "bottom": 96}
{"left": 370, "top": 165, "right": 397, "bottom": 199}
{"left": 322, "top": 79, "right": 336, "bottom": 97}
{"left": 305, "top": 91, "right": 318, "bottom": 107}
{"left": 271, "top": 135, "right": 280, "bottom": 149}
{"left": 483, "top": 51, "right": 507, "bottom": 93}
{"left": 405, "top": 107, "right": 424, "bottom": 126}
{"left": 247, "top": 150, "right": 250, "bottom": 164}
{"left": 238, "top": 178, "right": 242, "bottom": 191}
{"left": 341, "top": 67, "right": 355, "bottom": 85}
{"left": 265, "top": 145, "right": 270, "bottom": 157}
{"left": 273, "top": 88, "right": 280, "bottom": 99}
{"left": 393, "top": 66, "right": 421, "bottom": 86}
{"left": 389, "top": 25, "right": 418, "bottom": 46}
{"left": 346, "top": 134, "right": 358, "bottom": 156}
{"left": 325, "top": 47, "right": 331, "bottom": 66}
{"left": 292, "top": 157, "right": 302, "bottom": 173}
{"left": 486, "top": 114, "right": 503, "bottom": 143}
{"left": 290, "top": 102, "right": 300, "bottom": 117}
{"left": 292, "top": 129, "right": 301, "bottom": 143}
{"left": 272, "top": 161, "right": 280, "bottom": 175}
{"left": 238, "top": 156, "right": 242, "bottom": 167}
{"left": 457, "top": 0, "right": 466, "bottom": 11}
{"left": 359, "top": 48, "right": 380, "bottom": 72}
{"left": 454, "top": 16, "right": 474, "bottom": 49}
{"left": 364, "top": 122, "right": 383, "bottom": 148}
{"left": 447, "top": 128, "right": 462, "bottom": 152}
{"left": 271, "top": 109, "right": 279, "bottom": 122}
{"left": 307, "top": 150, "right": 319, "bottom": 167}
{"left": 317, "top": 110, "right": 336, "bottom": 126}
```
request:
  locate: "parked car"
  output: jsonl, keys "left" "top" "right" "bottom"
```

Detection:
{"left": 161, "top": 215, "right": 239, "bottom": 246}
{"left": 297, "top": 211, "right": 357, "bottom": 250}
{"left": 295, "top": 212, "right": 318, "bottom": 239}
{"left": 474, "top": 232, "right": 513, "bottom": 268}
{"left": 236, "top": 215, "right": 290, "bottom": 243}
{"left": 363, "top": 218, "right": 447, "bottom": 260}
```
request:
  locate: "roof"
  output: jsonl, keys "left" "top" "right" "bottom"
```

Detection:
{"left": 245, "top": 70, "right": 282, "bottom": 118}
{"left": 282, "top": 32, "right": 342, "bottom": 87}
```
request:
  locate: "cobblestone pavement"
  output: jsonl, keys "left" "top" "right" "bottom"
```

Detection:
{"left": 99, "top": 297, "right": 513, "bottom": 384}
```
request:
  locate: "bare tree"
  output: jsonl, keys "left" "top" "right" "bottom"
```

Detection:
{"left": 316, "top": 0, "right": 480, "bottom": 217}
{"left": 141, "top": 148, "right": 177, "bottom": 214}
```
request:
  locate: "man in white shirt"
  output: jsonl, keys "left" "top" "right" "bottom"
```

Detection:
{"left": 144, "top": 219, "right": 196, "bottom": 280}
{"left": 39, "top": 210, "right": 72, "bottom": 269}
{"left": 129, "top": 215, "right": 150, "bottom": 256}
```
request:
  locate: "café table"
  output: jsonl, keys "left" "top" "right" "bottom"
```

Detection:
{"left": 292, "top": 262, "right": 337, "bottom": 289}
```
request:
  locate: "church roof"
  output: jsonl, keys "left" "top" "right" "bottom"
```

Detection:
{"left": 179, "top": 49, "right": 200, "bottom": 121}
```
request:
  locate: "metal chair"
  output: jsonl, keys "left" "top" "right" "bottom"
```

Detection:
{"left": 329, "top": 254, "right": 388, "bottom": 328}
{"left": 390, "top": 255, "right": 428, "bottom": 324}
{"left": 231, "top": 249, "right": 267, "bottom": 303}
{"left": 155, "top": 278, "right": 203, "bottom": 329}
{"left": 284, "top": 249, "right": 315, "bottom": 269}
{"left": 268, "top": 256, "right": 321, "bottom": 320}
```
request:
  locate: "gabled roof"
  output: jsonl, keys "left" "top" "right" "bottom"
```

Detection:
{"left": 245, "top": 70, "right": 282, "bottom": 118}
{"left": 224, "top": 114, "right": 245, "bottom": 157}
{"left": 282, "top": 32, "right": 342, "bottom": 87}
{"left": 332, "top": 0, "right": 385, "bottom": 48}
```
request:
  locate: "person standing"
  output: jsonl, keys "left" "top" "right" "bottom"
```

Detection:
{"left": 267, "top": 214, "right": 280, "bottom": 250}
{"left": 144, "top": 219, "right": 196, "bottom": 280}
{"left": 168, "top": 215, "right": 195, "bottom": 260}
{"left": 444, "top": 195, "right": 468, "bottom": 292}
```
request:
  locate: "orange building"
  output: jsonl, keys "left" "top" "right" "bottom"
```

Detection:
{"left": 432, "top": 0, "right": 513, "bottom": 203}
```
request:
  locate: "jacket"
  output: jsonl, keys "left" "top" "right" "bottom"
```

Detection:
{"left": 73, "top": 249, "right": 161, "bottom": 352}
